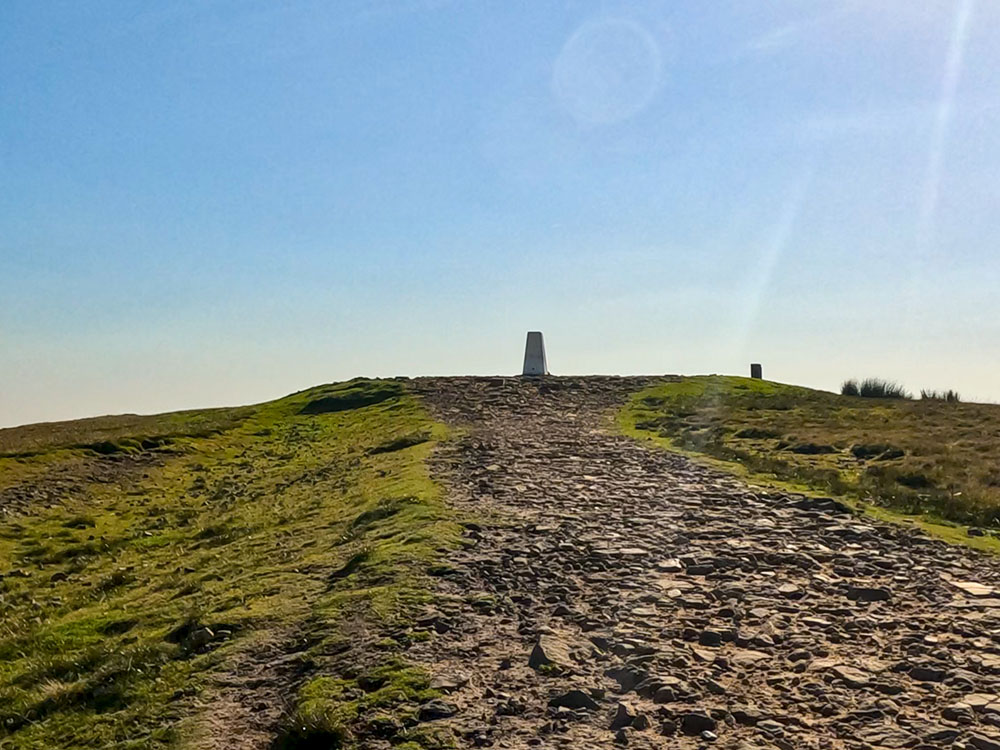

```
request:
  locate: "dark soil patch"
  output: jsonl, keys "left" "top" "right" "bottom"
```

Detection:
{"left": 299, "top": 383, "right": 402, "bottom": 415}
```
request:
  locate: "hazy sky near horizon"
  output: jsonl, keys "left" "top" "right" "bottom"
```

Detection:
{"left": 3, "top": 0, "right": 1000, "bottom": 427}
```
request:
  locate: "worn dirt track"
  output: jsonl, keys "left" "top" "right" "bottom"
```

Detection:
{"left": 406, "top": 376, "right": 1000, "bottom": 750}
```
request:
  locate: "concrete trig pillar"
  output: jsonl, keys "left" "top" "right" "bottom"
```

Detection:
{"left": 522, "top": 332, "right": 548, "bottom": 376}
{"left": 750, "top": 363, "right": 763, "bottom": 380}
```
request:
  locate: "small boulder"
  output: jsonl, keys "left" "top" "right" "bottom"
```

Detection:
{"left": 529, "top": 635, "right": 572, "bottom": 670}
{"left": 549, "top": 689, "right": 599, "bottom": 711}
{"left": 417, "top": 699, "right": 458, "bottom": 722}
{"left": 831, "top": 665, "right": 870, "bottom": 688}
{"left": 970, "top": 734, "right": 1000, "bottom": 750}
{"left": 847, "top": 586, "right": 891, "bottom": 602}
{"left": 699, "top": 630, "right": 723, "bottom": 647}
{"left": 758, "top": 719, "right": 784, "bottom": 736}
{"left": 909, "top": 664, "right": 948, "bottom": 683}
{"left": 942, "top": 702, "right": 974, "bottom": 723}
{"left": 610, "top": 702, "right": 637, "bottom": 730}
{"left": 778, "top": 583, "right": 802, "bottom": 599}
{"left": 680, "top": 711, "right": 716, "bottom": 736}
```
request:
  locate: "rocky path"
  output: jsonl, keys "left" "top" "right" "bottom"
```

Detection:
{"left": 406, "top": 376, "right": 1000, "bottom": 750}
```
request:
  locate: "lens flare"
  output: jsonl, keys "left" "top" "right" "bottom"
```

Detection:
{"left": 552, "top": 18, "right": 663, "bottom": 125}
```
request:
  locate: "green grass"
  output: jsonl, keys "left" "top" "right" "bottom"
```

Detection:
{"left": 0, "top": 379, "right": 460, "bottom": 749}
{"left": 621, "top": 375, "right": 1000, "bottom": 542}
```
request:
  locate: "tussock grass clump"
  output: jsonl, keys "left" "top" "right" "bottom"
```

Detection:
{"left": 858, "top": 378, "right": 911, "bottom": 399}
{"left": 842, "top": 378, "right": 910, "bottom": 399}
{"left": 921, "top": 389, "right": 961, "bottom": 402}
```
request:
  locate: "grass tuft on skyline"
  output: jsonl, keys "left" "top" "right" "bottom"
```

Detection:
{"left": 841, "top": 378, "right": 912, "bottom": 399}
{"left": 922, "top": 388, "right": 962, "bottom": 402}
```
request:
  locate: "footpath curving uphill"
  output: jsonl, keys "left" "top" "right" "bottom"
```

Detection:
{"left": 406, "top": 376, "right": 1000, "bottom": 750}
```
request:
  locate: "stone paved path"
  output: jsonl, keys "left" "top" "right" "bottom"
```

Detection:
{"left": 406, "top": 376, "right": 1000, "bottom": 750}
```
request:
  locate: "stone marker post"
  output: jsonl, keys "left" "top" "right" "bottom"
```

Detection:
{"left": 750, "top": 363, "right": 763, "bottom": 380}
{"left": 522, "top": 332, "right": 548, "bottom": 376}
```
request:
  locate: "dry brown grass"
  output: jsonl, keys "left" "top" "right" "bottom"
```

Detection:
{"left": 625, "top": 375, "right": 1000, "bottom": 527}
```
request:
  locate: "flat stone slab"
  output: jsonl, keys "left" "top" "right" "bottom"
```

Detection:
{"left": 948, "top": 579, "right": 996, "bottom": 598}
{"left": 948, "top": 598, "right": 1000, "bottom": 609}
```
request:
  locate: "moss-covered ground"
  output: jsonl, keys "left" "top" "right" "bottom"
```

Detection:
{"left": 621, "top": 375, "right": 1000, "bottom": 550}
{"left": 0, "top": 379, "right": 460, "bottom": 749}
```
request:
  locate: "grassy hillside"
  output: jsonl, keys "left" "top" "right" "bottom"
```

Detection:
{"left": 0, "top": 379, "right": 459, "bottom": 749}
{"left": 622, "top": 375, "right": 1000, "bottom": 532}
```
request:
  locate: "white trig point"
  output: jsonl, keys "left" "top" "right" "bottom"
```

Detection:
{"left": 522, "top": 331, "right": 548, "bottom": 376}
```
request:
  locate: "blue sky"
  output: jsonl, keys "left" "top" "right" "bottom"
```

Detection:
{"left": 3, "top": 0, "right": 999, "bottom": 425}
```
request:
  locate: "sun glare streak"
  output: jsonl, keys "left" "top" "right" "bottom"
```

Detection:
{"left": 917, "top": 0, "right": 975, "bottom": 255}
{"left": 904, "top": 0, "right": 975, "bottom": 352}
{"left": 736, "top": 167, "right": 815, "bottom": 355}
